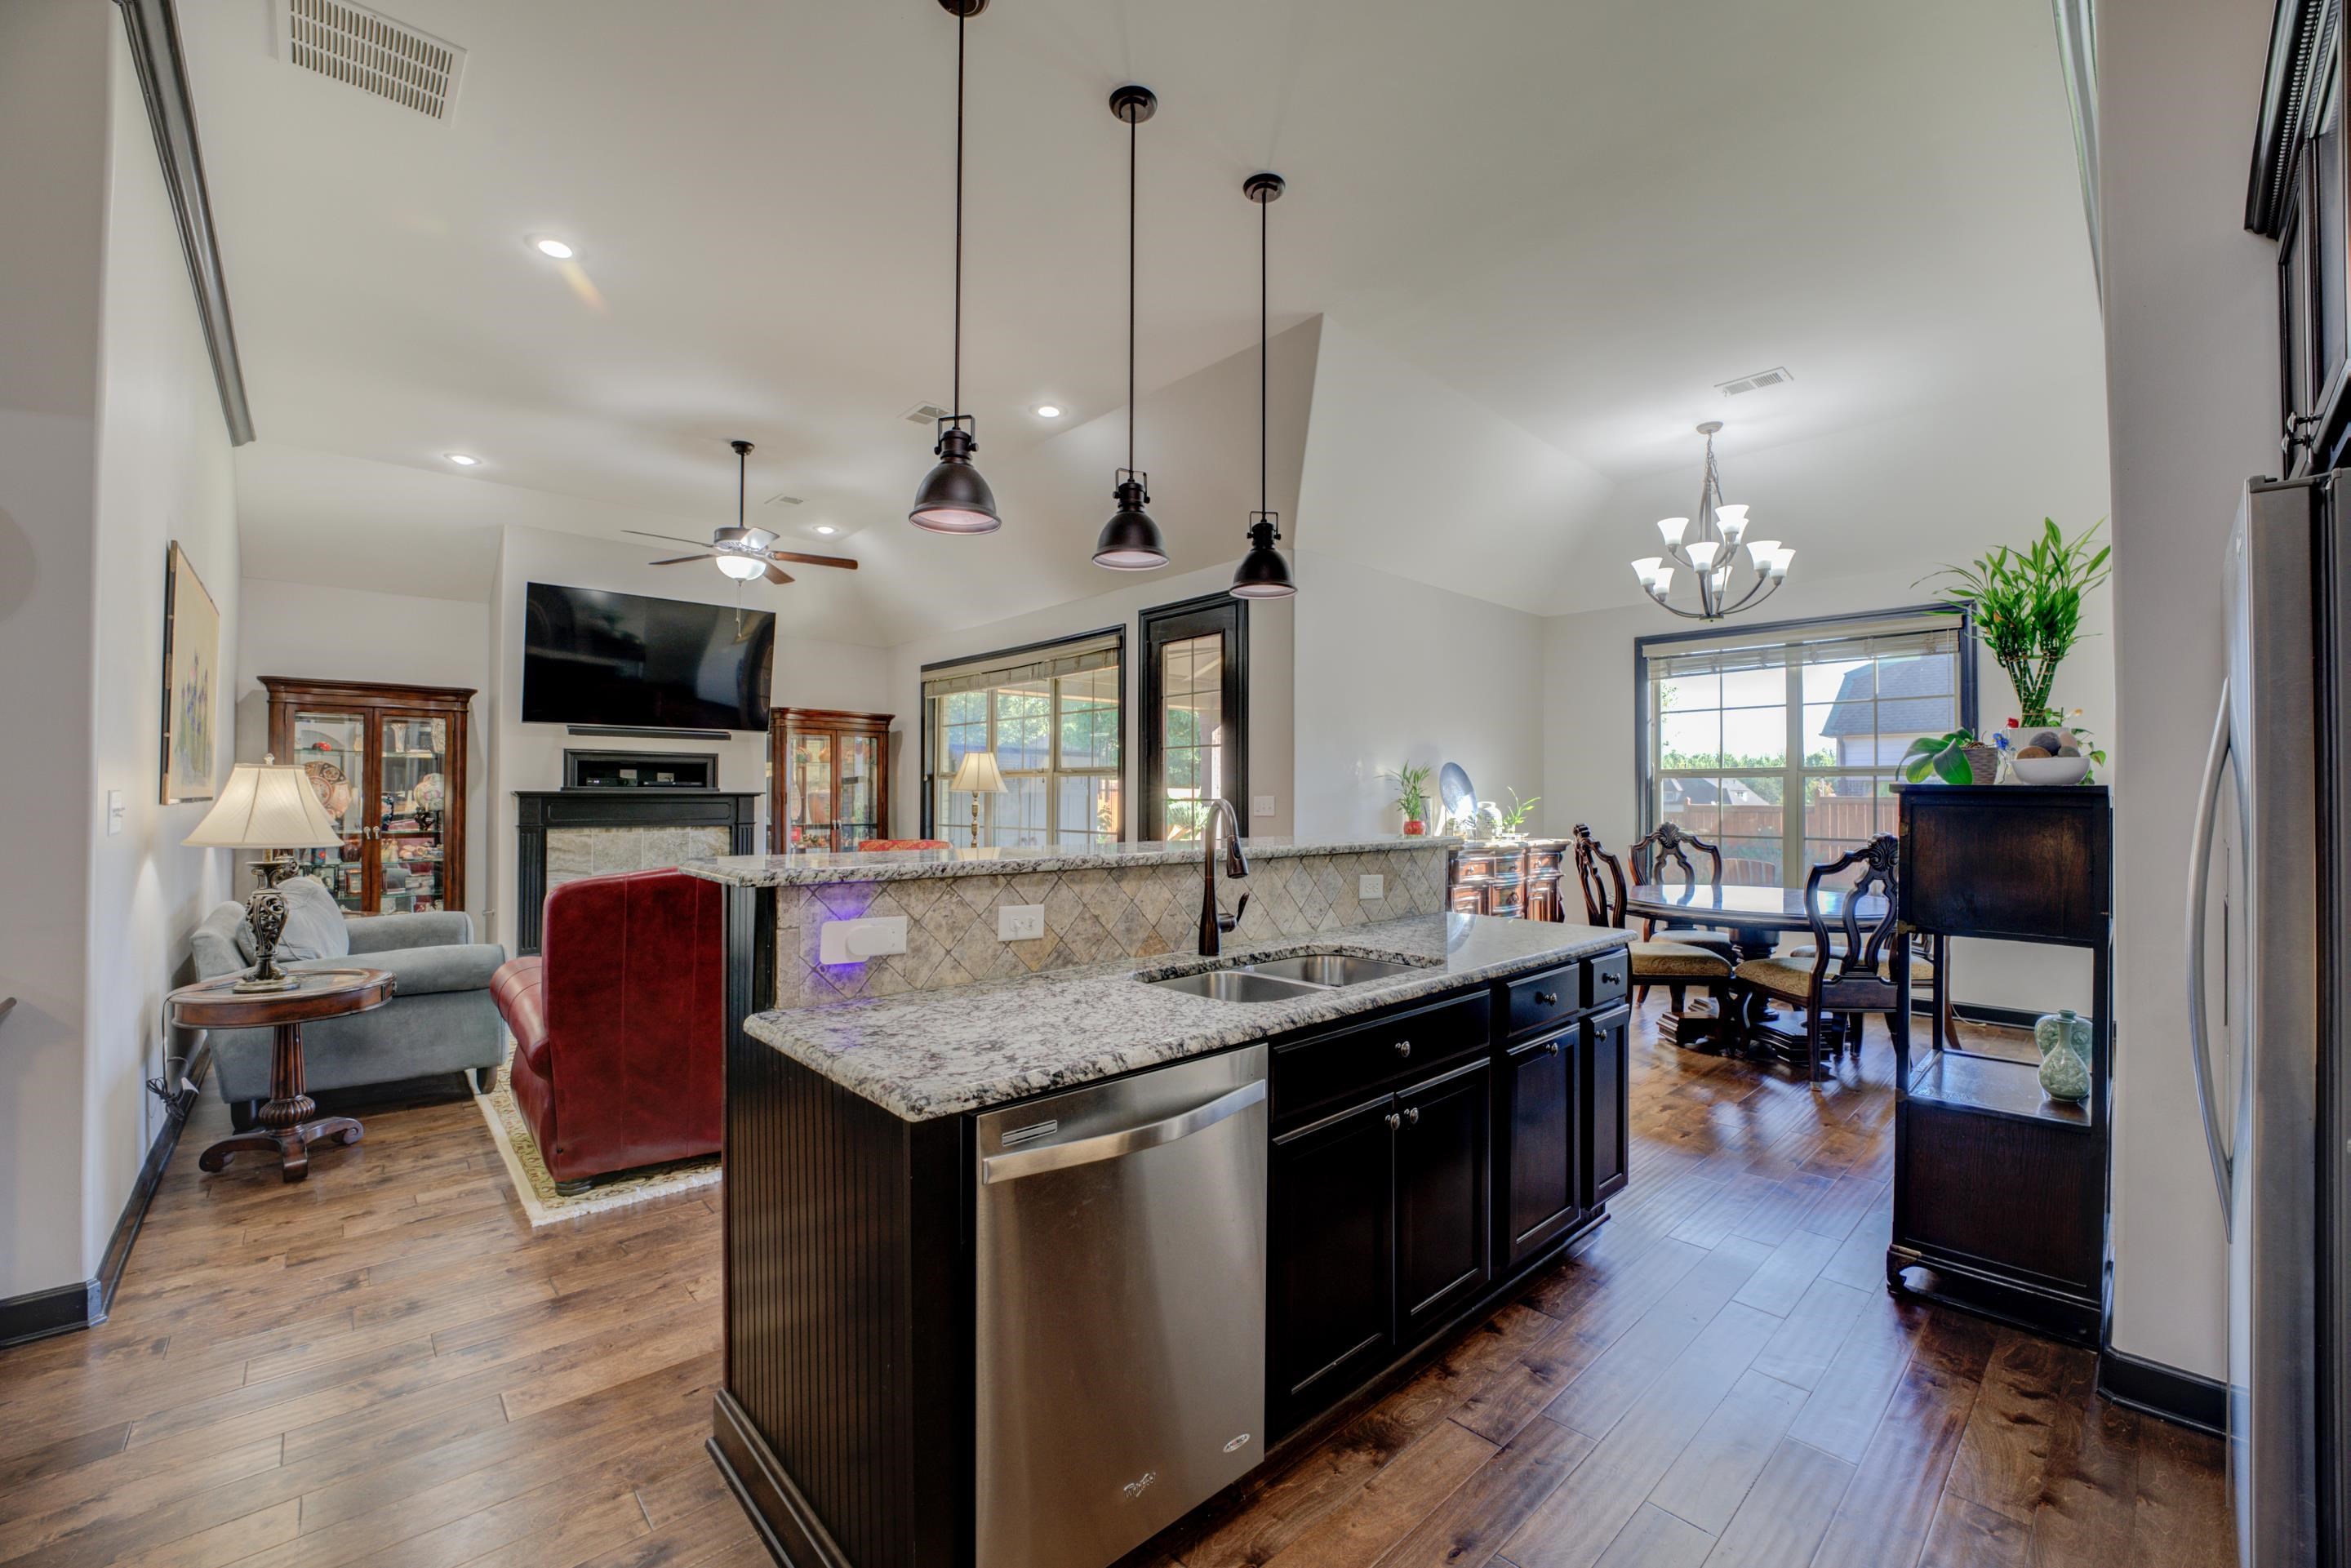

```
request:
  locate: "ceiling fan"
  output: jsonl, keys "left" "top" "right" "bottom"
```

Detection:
{"left": 628, "top": 440, "right": 860, "bottom": 585}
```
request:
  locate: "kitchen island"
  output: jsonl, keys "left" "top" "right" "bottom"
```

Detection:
{"left": 683, "top": 841, "right": 1630, "bottom": 1568}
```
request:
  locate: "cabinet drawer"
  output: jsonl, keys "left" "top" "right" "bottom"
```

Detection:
{"left": 1273, "top": 992, "right": 1491, "bottom": 1125}
{"left": 1503, "top": 964, "right": 1580, "bottom": 1042}
{"left": 1585, "top": 948, "right": 1630, "bottom": 1011}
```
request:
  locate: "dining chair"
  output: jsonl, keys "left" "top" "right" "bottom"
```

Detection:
{"left": 1571, "top": 824, "right": 1734, "bottom": 1020}
{"left": 1730, "top": 834, "right": 1928, "bottom": 1082}
{"left": 1627, "top": 821, "right": 1739, "bottom": 965}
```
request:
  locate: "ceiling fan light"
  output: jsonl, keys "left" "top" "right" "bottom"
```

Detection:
{"left": 1093, "top": 478, "right": 1167, "bottom": 570}
{"left": 1230, "top": 517, "right": 1295, "bottom": 599}
{"left": 909, "top": 422, "right": 1001, "bottom": 534}
{"left": 714, "top": 555, "right": 766, "bottom": 581}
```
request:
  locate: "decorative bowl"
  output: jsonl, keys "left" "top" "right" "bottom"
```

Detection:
{"left": 2008, "top": 753, "right": 2091, "bottom": 785}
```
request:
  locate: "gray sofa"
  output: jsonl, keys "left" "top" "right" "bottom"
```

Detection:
{"left": 191, "top": 903, "right": 508, "bottom": 1117}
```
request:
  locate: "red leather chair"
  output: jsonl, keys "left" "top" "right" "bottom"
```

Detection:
{"left": 489, "top": 868, "right": 723, "bottom": 1191}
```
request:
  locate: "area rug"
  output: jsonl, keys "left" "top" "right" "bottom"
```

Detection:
{"left": 474, "top": 1058, "right": 720, "bottom": 1226}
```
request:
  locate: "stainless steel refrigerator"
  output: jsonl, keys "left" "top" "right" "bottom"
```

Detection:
{"left": 2187, "top": 473, "right": 2340, "bottom": 1566}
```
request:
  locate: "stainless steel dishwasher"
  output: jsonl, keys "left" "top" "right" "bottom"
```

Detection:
{"left": 974, "top": 1043, "right": 1269, "bottom": 1568}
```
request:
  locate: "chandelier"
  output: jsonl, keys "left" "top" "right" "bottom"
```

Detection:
{"left": 1630, "top": 421, "right": 1793, "bottom": 620}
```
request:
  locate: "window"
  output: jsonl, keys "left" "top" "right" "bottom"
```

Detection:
{"left": 1636, "top": 609, "right": 1975, "bottom": 886}
{"left": 922, "top": 630, "right": 1123, "bottom": 849}
{"left": 1140, "top": 593, "right": 1248, "bottom": 841}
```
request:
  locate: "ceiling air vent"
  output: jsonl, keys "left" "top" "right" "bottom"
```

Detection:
{"left": 278, "top": 0, "right": 465, "bottom": 121}
{"left": 763, "top": 494, "right": 805, "bottom": 509}
{"left": 1717, "top": 366, "right": 1793, "bottom": 397}
{"left": 901, "top": 402, "right": 952, "bottom": 425}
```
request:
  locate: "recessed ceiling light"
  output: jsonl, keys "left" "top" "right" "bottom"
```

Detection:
{"left": 444, "top": 453, "right": 480, "bottom": 466}
{"left": 533, "top": 237, "right": 575, "bottom": 260}
{"left": 1034, "top": 404, "right": 1062, "bottom": 419}
{"left": 812, "top": 525, "right": 838, "bottom": 535}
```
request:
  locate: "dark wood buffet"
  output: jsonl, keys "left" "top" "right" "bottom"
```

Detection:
{"left": 1447, "top": 837, "right": 1569, "bottom": 920}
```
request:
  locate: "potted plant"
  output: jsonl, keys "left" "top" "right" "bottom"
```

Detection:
{"left": 1495, "top": 788, "right": 1541, "bottom": 837}
{"left": 1900, "top": 728, "right": 1998, "bottom": 785}
{"left": 1919, "top": 518, "right": 2111, "bottom": 729}
{"left": 1385, "top": 764, "right": 1433, "bottom": 836}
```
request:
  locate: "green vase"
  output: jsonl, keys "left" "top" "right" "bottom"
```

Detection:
{"left": 2034, "top": 1008, "right": 2091, "bottom": 1103}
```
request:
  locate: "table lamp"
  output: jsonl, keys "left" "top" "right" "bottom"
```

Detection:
{"left": 949, "top": 750, "right": 1007, "bottom": 848}
{"left": 183, "top": 754, "right": 345, "bottom": 992}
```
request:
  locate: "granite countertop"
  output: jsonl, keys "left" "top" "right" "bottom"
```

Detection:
{"left": 680, "top": 835, "right": 1461, "bottom": 887}
{"left": 743, "top": 912, "right": 1629, "bottom": 1121}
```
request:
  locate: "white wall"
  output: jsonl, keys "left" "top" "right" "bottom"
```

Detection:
{"left": 234, "top": 580, "right": 491, "bottom": 910}
{"left": 2100, "top": 0, "right": 2280, "bottom": 1380}
{"left": 0, "top": 0, "right": 112, "bottom": 1304}
{"left": 886, "top": 562, "right": 1296, "bottom": 844}
{"left": 1292, "top": 549, "right": 1546, "bottom": 840}
{"left": 486, "top": 524, "right": 888, "bottom": 943}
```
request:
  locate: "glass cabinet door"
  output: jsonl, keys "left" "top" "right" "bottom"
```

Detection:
{"left": 376, "top": 713, "right": 451, "bottom": 912}
{"left": 288, "top": 709, "right": 369, "bottom": 913}
{"left": 838, "top": 733, "right": 879, "bottom": 848}
{"left": 789, "top": 732, "right": 834, "bottom": 853}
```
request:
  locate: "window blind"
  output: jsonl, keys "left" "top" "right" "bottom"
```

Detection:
{"left": 1646, "top": 615, "right": 1962, "bottom": 681}
{"left": 920, "top": 629, "right": 1122, "bottom": 699}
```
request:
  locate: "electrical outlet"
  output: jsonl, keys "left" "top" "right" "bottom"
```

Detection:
{"left": 998, "top": 904, "right": 1046, "bottom": 941}
{"left": 1359, "top": 873, "right": 1385, "bottom": 901}
{"left": 818, "top": 915, "right": 908, "bottom": 965}
{"left": 1252, "top": 794, "right": 1276, "bottom": 818}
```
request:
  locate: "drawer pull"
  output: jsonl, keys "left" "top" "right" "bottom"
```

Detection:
{"left": 1544, "top": 1041, "right": 1562, "bottom": 1055}
{"left": 1535, "top": 990, "right": 1559, "bottom": 1006}
{"left": 1384, "top": 1112, "right": 1402, "bottom": 1131}
{"left": 1403, "top": 1106, "right": 1421, "bottom": 1126}
{"left": 1393, "top": 1039, "right": 1413, "bottom": 1058}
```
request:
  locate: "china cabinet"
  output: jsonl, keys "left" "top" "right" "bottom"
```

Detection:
{"left": 2252, "top": 1, "right": 2351, "bottom": 474}
{"left": 767, "top": 708, "right": 892, "bottom": 854}
{"left": 261, "top": 677, "right": 473, "bottom": 915}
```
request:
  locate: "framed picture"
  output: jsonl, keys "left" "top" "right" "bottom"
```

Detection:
{"left": 161, "top": 541, "right": 220, "bottom": 804}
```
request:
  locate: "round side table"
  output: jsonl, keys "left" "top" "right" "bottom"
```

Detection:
{"left": 167, "top": 966, "right": 395, "bottom": 1183}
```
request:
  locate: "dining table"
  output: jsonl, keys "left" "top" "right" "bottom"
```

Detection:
{"left": 1623, "top": 882, "right": 1892, "bottom": 1054}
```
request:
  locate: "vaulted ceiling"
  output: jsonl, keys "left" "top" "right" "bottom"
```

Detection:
{"left": 184, "top": 0, "right": 2103, "bottom": 642}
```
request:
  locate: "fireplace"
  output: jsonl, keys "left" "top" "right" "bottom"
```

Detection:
{"left": 513, "top": 789, "right": 758, "bottom": 954}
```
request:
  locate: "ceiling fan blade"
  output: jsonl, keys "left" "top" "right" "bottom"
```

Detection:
{"left": 762, "top": 549, "right": 860, "bottom": 571}
{"left": 763, "top": 563, "right": 795, "bottom": 586}
{"left": 624, "top": 529, "right": 718, "bottom": 549}
{"left": 647, "top": 553, "right": 717, "bottom": 566}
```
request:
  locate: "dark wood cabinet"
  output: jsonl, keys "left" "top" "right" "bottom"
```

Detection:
{"left": 261, "top": 676, "right": 473, "bottom": 915}
{"left": 1396, "top": 1060, "right": 1491, "bottom": 1339}
{"left": 2252, "top": 2, "right": 2350, "bottom": 474}
{"left": 767, "top": 707, "right": 891, "bottom": 854}
{"left": 1270, "top": 1094, "right": 1398, "bottom": 1433}
{"left": 1584, "top": 1003, "right": 1631, "bottom": 1207}
{"left": 1448, "top": 839, "right": 1568, "bottom": 919}
{"left": 1502, "top": 1029, "right": 1579, "bottom": 1267}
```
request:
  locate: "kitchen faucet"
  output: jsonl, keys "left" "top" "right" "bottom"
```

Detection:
{"left": 1197, "top": 797, "right": 1251, "bottom": 957}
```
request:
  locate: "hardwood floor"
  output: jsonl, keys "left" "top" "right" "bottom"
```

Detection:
{"left": 0, "top": 1002, "right": 2229, "bottom": 1568}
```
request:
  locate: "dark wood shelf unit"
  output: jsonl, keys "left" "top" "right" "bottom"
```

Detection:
{"left": 262, "top": 676, "right": 474, "bottom": 916}
{"left": 1890, "top": 784, "right": 2112, "bottom": 1345}
{"left": 767, "top": 708, "right": 893, "bottom": 855}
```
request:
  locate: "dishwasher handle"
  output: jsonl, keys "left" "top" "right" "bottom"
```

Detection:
{"left": 980, "top": 1077, "right": 1267, "bottom": 1185}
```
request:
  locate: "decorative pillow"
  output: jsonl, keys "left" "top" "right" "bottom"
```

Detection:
{"left": 272, "top": 875, "right": 351, "bottom": 962}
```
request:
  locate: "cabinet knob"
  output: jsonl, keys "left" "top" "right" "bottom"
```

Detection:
{"left": 1545, "top": 1040, "right": 1562, "bottom": 1055}
{"left": 1403, "top": 1106, "right": 1421, "bottom": 1126}
{"left": 1384, "top": 1112, "right": 1402, "bottom": 1131}
{"left": 1535, "top": 991, "right": 1559, "bottom": 1006}
{"left": 1393, "top": 1039, "right": 1412, "bottom": 1058}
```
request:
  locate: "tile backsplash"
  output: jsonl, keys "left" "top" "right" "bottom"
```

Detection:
{"left": 769, "top": 846, "right": 1450, "bottom": 1007}
{"left": 549, "top": 825, "right": 734, "bottom": 891}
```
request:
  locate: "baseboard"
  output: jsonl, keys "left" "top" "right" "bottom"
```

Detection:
{"left": 1950, "top": 1002, "right": 2046, "bottom": 1031}
{"left": 2097, "top": 1344, "right": 2229, "bottom": 1437}
{"left": 0, "top": 1037, "right": 211, "bottom": 1350}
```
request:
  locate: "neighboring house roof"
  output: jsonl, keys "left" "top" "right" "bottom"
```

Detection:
{"left": 1816, "top": 656, "right": 1951, "bottom": 737}
{"left": 1661, "top": 777, "right": 1768, "bottom": 806}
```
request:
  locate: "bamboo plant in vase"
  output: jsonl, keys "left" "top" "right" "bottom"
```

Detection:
{"left": 1385, "top": 764, "right": 1433, "bottom": 837}
{"left": 1919, "top": 518, "right": 2112, "bottom": 782}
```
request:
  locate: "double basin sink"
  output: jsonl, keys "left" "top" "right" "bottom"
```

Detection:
{"left": 1142, "top": 952, "right": 1424, "bottom": 1003}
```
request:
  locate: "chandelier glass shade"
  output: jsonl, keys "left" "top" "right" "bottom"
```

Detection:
{"left": 1631, "top": 422, "right": 1792, "bottom": 621}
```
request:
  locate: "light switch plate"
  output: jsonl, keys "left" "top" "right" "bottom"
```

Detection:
{"left": 819, "top": 915, "right": 907, "bottom": 965}
{"left": 106, "top": 789, "right": 125, "bottom": 836}
{"left": 998, "top": 904, "right": 1046, "bottom": 942}
{"left": 1252, "top": 795, "right": 1276, "bottom": 819}
{"left": 1358, "top": 873, "right": 1385, "bottom": 901}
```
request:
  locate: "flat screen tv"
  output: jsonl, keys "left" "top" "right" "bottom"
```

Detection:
{"left": 522, "top": 582, "right": 775, "bottom": 731}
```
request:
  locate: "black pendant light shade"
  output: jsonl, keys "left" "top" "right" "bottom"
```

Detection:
{"left": 1094, "top": 84, "right": 1168, "bottom": 571}
{"left": 911, "top": 417, "right": 1000, "bottom": 534}
{"left": 911, "top": 0, "right": 999, "bottom": 536}
{"left": 1232, "top": 171, "right": 1295, "bottom": 599}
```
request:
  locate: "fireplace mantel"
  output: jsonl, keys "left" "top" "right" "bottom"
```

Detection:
{"left": 513, "top": 790, "right": 759, "bottom": 954}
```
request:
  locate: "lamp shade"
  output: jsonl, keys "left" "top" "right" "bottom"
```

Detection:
{"left": 1093, "top": 478, "right": 1168, "bottom": 570}
{"left": 183, "top": 759, "right": 344, "bottom": 850}
{"left": 1229, "top": 518, "right": 1295, "bottom": 599}
{"left": 949, "top": 749, "right": 1007, "bottom": 795}
{"left": 909, "top": 423, "right": 1001, "bottom": 534}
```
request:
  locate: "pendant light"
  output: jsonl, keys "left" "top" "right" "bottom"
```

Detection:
{"left": 1093, "top": 85, "right": 1169, "bottom": 571}
{"left": 909, "top": 0, "right": 1000, "bottom": 535}
{"left": 1231, "top": 171, "right": 1295, "bottom": 599}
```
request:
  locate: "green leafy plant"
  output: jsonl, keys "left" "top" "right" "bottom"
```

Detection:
{"left": 1385, "top": 763, "right": 1432, "bottom": 825}
{"left": 1918, "top": 519, "right": 2111, "bottom": 726}
{"left": 1495, "top": 788, "right": 1540, "bottom": 834}
{"left": 1900, "top": 728, "right": 1987, "bottom": 784}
